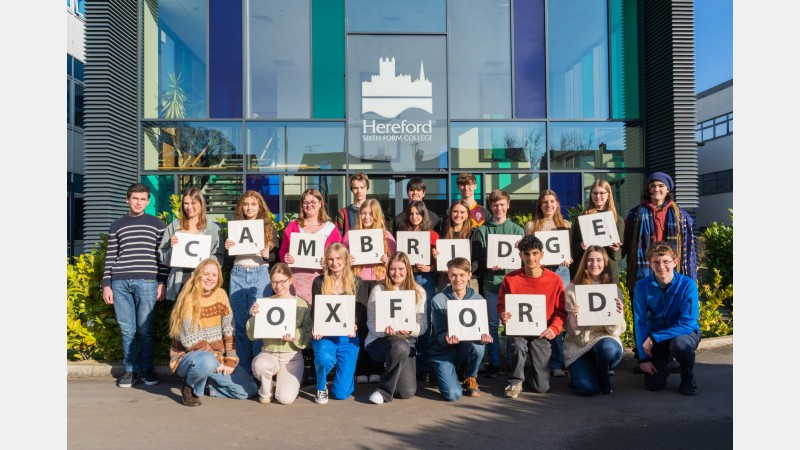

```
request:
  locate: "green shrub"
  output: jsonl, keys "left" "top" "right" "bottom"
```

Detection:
{"left": 699, "top": 210, "right": 733, "bottom": 288}
{"left": 67, "top": 204, "right": 291, "bottom": 362}
{"left": 698, "top": 268, "right": 733, "bottom": 338}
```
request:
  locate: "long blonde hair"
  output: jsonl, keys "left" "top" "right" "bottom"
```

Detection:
{"left": 179, "top": 187, "right": 208, "bottom": 231}
{"left": 233, "top": 190, "right": 276, "bottom": 249}
{"left": 585, "top": 179, "right": 619, "bottom": 221}
{"left": 168, "top": 258, "right": 223, "bottom": 338}
{"left": 355, "top": 199, "right": 390, "bottom": 280}
{"left": 528, "top": 189, "right": 569, "bottom": 232}
{"left": 321, "top": 243, "right": 357, "bottom": 295}
{"left": 297, "top": 188, "right": 330, "bottom": 227}
{"left": 384, "top": 252, "right": 423, "bottom": 304}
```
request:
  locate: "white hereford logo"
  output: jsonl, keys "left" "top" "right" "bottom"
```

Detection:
{"left": 362, "top": 57, "right": 432, "bottom": 118}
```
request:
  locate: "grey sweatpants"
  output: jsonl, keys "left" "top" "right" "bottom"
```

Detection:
{"left": 507, "top": 336, "right": 552, "bottom": 393}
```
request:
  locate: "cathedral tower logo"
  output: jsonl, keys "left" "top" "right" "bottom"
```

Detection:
{"left": 361, "top": 57, "right": 432, "bottom": 118}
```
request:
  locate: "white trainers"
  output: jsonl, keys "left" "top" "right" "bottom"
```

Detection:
{"left": 551, "top": 369, "right": 566, "bottom": 377}
{"left": 315, "top": 389, "right": 329, "bottom": 405}
{"left": 504, "top": 383, "right": 523, "bottom": 398}
{"left": 368, "top": 390, "right": 385, "bottom": 404}
{"left": 355, "top": 375, "right": 369, "bottom": 384}
{"left": 368, "top": 374, "right": 381, "bottom": 383}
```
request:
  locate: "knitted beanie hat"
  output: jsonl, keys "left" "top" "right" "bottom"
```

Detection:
{"left": 647, "top": 172, "right": 674, "bottom": 191}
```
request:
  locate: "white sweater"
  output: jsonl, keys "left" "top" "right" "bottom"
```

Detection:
{"left": 365, "top": 283, "right": 428, "bottom": 348}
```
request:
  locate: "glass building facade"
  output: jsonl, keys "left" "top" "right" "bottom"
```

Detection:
{"left": 137, "top": 0, "right": 649, "bottom": 224}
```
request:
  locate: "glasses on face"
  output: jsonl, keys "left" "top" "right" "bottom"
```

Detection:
{"left": 651, "top": 259, "right": 675, "bottom": 267}
{"left": 272, "top": 278, "right": 290, "bottom": 286}
{"left": 302, "top": 201, "right": 319, "bottom": 207}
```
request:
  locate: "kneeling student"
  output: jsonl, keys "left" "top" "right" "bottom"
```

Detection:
{"left": 428, "top": 258, "right": 492, "bottom": 401}
{"left": 498, "top": 235, "right": 567, "bottom": 398}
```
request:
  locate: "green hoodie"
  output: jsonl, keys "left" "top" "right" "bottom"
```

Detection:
{"left": 477, "top": 219, "right": 524, "bottom": 292}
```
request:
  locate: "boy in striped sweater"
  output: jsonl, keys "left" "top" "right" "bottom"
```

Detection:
{"left": 102, "top": 183, "right": 169, "bottom": 388}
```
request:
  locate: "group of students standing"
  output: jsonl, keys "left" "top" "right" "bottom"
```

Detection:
{"left": 101, "top": 169, "right": 701, "bottom": 407}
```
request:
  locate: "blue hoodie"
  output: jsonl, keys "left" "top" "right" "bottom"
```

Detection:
{"left": 427, "top": 286, "right": 485, "bottom": 357}
{"left": 633, "top": 270, "right": 700, "bottom": 360}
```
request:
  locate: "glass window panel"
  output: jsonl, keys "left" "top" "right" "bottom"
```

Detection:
{"left": 347, "top": 35, "right": 448, "bottom": 172}
{"left": 702, "top": 127, "right": 714, "bottom": 142}
{"left": 312, "top": 0, "right": 345, "bottom": 119}
{"left": 142, "top": 175, "right": 176, "bottom": 218}
{"left": 728, "top": 116, "right": 733, "bottom": 133}
{"left": 513, "top": 0, "right": 546, "bottom": 119}
{"left": 209, "top": 0, "right": 242, "bottom": 119}
{"left": 578, "top": 172, "right": 631, "bottom": 215}
{"left": 74, "top": 84, "right": 85, "bottom": 128}
{"left": 75, "top": 59, "right": 84, "bottom": 81}
{"left": 715, "top": 123, "right": 727, "bottom": 137}
{"left": 142, "top": 0, "right": 208, "bottom": 119}
{"left": 142, "top": 121, "right": 243, "bottom": 171}
{"left": 549, "top": 173, "right": 582, "bottom": 218}
{"left": 482, "top": 173, "right": 545, "bottom": 220}
{"left": 398, "top": 177, "right": 448, "bottom": 225}
{"left": 247, "top": 0, "right": 310, "bottom": 119}
{"left": 246, "top": 174, "right": 282, "bottom": 218}
{"left": 246, "top": 122, "right": 346, "bottom": 172}
{"left": 347, "top": 0, "right": 445, "bottom": 32}
{"left": 449, "top": 0, "right": 511, "bottom": 119}
{"left": 67, "top": 54, "right": 73, "bottom": 77}
{"left": 178, "top": 174, "right": 244, "bottom": 219}
{"left": 549, "top": 122, "right": 642, "bottom": 169}
{"left": 609, "top": 0, "right": 640, "bottom": 119}
{"left": 696, "top": 129, "right": 702, "bottom": 143}
{"left": 547, "top": 0, "right": 609, "bottom": 119}
{"left": 67, "top": 80, "right": 71, "bottom": 125}
{"left": 450, "top": 122, "right": 547, "bottom": 171}
{"left": 281, "top": 175, "right": 347, "bottom": 220}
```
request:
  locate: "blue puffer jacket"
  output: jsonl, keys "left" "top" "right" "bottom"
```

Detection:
{"left": 633, "top": 271, "right": 700, "bottom": 360}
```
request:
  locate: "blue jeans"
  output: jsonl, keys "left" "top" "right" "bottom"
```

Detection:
{"left": 111, "top": 279, "right": 157, "bottom": 374}
{"left": 549, "top": 265, "right": 571, "bottom": 371}
{"left": 567, "top": 338, "right": 623, "bottom": 396}
{"left": 312, "top": 336, "right": 359, "bottom": 399}
{"left": 175, "top": 351, "right": 257, "bottom": 399}
{"left": 483, "top": 290, "right": 500, "bottom": 367}
{"left": 429, "top": 342, "right": 485, "bottom": 402}
{"left": 229, "top": 264, "right": 272, "bottom": 376}
{"left": 414, "top": 272, "right": 435, "bottom": 374}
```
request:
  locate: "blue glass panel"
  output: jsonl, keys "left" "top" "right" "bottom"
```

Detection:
{"left": 74, "top": 59, "right": 84, "bottom": 81}
{"left": 248, "top": 0, "right": 311, "bottom": 119}
{"left": 548, "top": 173, "right": 582, "bottom": 219}
{"left": 156, "top": 0, "right": 208, "bottom": 119}
{"left": 347, "top": 0, "right": 445, "bottom": 32}
{"left": 209, "top": 0, "right": 242, "bottom": 118}
{"left": 513, "top": 0, "right": 546, "bottom": 118}
{"left": 246, "top": 175, "right": 282, "bottom": 219}
{"left": 449, "top": 0, "right": 511, "bottom": 119}
{"left": 547, "top": 0, "right": 609, "bottom": 119}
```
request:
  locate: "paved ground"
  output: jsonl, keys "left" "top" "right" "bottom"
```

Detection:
{"left": 67, "top": 341, "right": 732, "bottom": 449}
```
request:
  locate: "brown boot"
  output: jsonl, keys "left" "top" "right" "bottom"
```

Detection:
{"left": 182, "top": 380, "right": 201, "bottom": 406}
{"left": 462, "top": 377, "right": 481, "bottom": 397}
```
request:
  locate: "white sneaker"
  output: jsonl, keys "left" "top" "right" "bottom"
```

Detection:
{"left": 315, "top": 389, "right": 329, "bottom": 405}
{"left": 368, "top": 374, "right": 381, "bottom": 383}
{"left": 551, "top": 369, "right": 566, "bottom": 377}
{"left": 369, "top": 390, "right": 384, "bottom": 404}
{"left": 355, "top": 375, "right": 369, "bottom": 384}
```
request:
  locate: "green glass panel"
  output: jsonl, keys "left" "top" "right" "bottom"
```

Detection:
{"left": 610, "top": 0, "right": 640, "bottom": 119}
{"left": 312, "top": 0, "right": 345, "bottom": 119}
{"left": 142, "top": 175, "right": 175, "bottom": 218}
